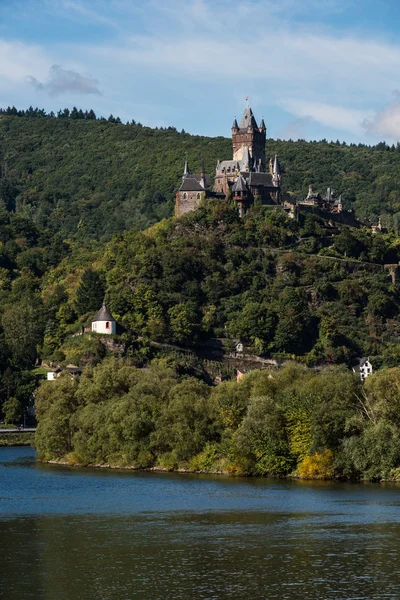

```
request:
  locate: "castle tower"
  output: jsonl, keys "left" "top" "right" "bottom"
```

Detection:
{"left": 232, "top": 106, "right": 266, "bottom": 169}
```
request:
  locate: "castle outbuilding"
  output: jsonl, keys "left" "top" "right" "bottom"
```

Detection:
{"left": 175, "top": 105, "right": 283, "bottom": 217}
{"left": 175, "top": 160, "right": 211, "bottom": 217}
{"left": 91, "top": 302, "right": 117, "bottom": 335}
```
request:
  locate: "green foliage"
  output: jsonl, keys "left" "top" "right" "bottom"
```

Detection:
{"left": 75, "top": 269, "right": 105, "bottom": 316}
{"left": 2, "top": 396, "right": 22, "bottom": 424}
{"left": 34, "top": 357, "right": 400, "bottom": 481}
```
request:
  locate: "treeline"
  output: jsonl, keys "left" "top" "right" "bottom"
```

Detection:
{"left": 0, "top": 105, "right": 181, "bottom": 129}
{"left": 35, "top": 358, "right": 400, "bottom": 481}
{"left": 3, "top": 105, "right": 400, "bottom": 148}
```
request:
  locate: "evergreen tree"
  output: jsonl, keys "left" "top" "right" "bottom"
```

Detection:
{"left": 75, "top": 269, "right": 105, "bottom": 316}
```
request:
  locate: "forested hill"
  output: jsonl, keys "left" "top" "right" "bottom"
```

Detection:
{"left": 2, "top": 110, "right": 400, "bottom": 242}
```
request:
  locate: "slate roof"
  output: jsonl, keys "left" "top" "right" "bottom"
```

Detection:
{"left": 179, "top": 174, "right": 210, "bottom": 192}
{"left": 239, "top": 107, "right": 258, "bottom": 129}
{"left": 352, "top": 357, "right": 371, "bottom": 373}
{"left": 92, "top": 302, "right": 115, "bottom": 323}
{"left": 216, "top": 160, "right": 239, "bottom": 173}
{"left": 239, "top": 146, "right": 251, "bottom": 171}
{"left": 232, "top": 175, "right": 248, "bottom": 193}
{"left": 248, "top": 172, "right": 274, "bottom": 187}
{"left": 273, "top": 155, "right": 281, "bottom": 175}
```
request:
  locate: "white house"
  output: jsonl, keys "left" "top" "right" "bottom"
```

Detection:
{"left": 352, "top": 358, "right": 373, "bottom": 381}
{"left": 91, "top": 302, "right": 117, "bottom": 335}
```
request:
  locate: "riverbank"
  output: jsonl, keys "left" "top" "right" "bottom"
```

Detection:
{"left": 45, "top": 458, "right": 229, "bottom": 476}
{"left": 41, "top": 457, "right": 400, "bottom": 483}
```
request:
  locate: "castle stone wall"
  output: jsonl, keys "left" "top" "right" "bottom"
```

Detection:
{"left": 175, "top": 191, "right": 205, "bottom": 217}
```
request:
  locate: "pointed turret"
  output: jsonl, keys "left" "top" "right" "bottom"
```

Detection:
{"left": 232, "top": 118, "right": 239, "bottom": 131}
{"left": 272, "top": 155, "right": 281, "bottom": 187}
{"left": 200, "top": 160, "right": 206, "bottom": 189}
{"left": 232, "top": 174, "right": 248, "bottom": 193}
{"left": 259, "top": 118, "right": 266, "bottom": 132}
{"left": 183, "top": 160, "right": 189, "bottom": 178}
{"left": 239, "top": 106, "right": 258, "bottom": 130}
{"left": 273, "top": 154, "right": 281, "bottom": 175}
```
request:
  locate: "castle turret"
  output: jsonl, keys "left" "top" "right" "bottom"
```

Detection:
{"left": 232, "top": 174, "right": 249, "bottom": 218}
{"left": 272, "top": 155, "right": 281, "bottom": 187}
{"left": 200, "top": 160, "right": 206, "bottom": 189}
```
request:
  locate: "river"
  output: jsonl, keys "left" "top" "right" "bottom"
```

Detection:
{"left": 2, "top": 446, "right": 400, "bottom": 599}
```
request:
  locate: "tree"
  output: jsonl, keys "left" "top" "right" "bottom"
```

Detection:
{"left": 2, "top": 301, "right": 45, "bottom": 367}
{"left": 75, "top": 269, "right": 105, "bottom": 316}
{"left": 2, "top": 396, "right": 22, "bottom": 424}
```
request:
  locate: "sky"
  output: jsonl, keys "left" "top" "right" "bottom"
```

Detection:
{"left": 1, "top": 0, "right": 400, "bottom": 143}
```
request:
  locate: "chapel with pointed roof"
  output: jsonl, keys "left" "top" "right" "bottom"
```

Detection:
{"left": 175, "top": 105, "right": 283, "bottom": 217}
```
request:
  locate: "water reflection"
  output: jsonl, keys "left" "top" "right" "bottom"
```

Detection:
{"left": 2, "top": 447, "right": 400, "bottom": 599}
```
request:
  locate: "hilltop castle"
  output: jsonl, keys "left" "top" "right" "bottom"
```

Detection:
{"left": 175, "top": 105, "right": 282, "bottom": 218}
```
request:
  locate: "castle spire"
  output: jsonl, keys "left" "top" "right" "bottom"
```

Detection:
{"left": 273, "top": 154, "right": 281, "bottom": 175}
{"left": 232, "top": 117, "right": 239, "bottom": 130}
{"left": 272, "top": 155, "right": 281, "bottom": 186}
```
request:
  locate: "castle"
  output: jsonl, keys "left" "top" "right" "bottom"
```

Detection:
{"left": 175, "top": 105, "right": 282, "bottom": 218}
{"left": 175, "top": 104, "right": 359, "bottom": 224}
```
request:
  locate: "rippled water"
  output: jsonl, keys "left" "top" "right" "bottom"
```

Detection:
{"left": 2, "top": 447, "right": 400, "bottom": 599}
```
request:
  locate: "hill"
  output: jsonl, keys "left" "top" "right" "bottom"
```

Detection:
{"left": 1, "top": 110, "right": 400, "bottom": 244}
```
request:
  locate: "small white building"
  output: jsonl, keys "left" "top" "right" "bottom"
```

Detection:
{"left": 352, "top": 357, "right": 373, "bottom": 381}
{"left": 233, "top": 339, "right": 244, "bottom": 354}
{"left": 91, "top": 302, "right": 117, "bottom": 335}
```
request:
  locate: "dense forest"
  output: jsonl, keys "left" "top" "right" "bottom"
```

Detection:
{"left": 2, "top": 107, "right": 400, "bottom": 479}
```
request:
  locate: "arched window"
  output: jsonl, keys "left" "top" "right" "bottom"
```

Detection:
{"left": 106, "top": 321, "right": 110, "bottom": 329}
{"left": 183, "top": 193, "right": 187, "bottom": 199}
{"left": 197, "top": 193, "right": 200, "bottom": 199}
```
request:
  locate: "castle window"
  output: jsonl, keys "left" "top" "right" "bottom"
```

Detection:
{"left": 183, "top": 193, "right": 187, "bottom": 199}
{"left": 197, "top": 193, "right": 200, "bottom": 199}
{"left": 106, "top": 321, "right": 110, "bottom": 329}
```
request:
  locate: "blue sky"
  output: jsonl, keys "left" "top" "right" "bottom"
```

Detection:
{"left": 1, "top": 0, "right": 400, "bottom": 143}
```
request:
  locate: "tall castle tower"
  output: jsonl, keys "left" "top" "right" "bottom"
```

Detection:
{"left": 231, "top": 107, "right": 266, "bottom": 170}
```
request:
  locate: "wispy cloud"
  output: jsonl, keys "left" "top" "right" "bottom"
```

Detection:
{"left": 362, "top": 91, "right": 400, "bottom": 140}
{"left": 26, "top": 65, "right": 101, "bottom": 96}
{"left": 0, "top": 41, "right": 49, "bottom": 84}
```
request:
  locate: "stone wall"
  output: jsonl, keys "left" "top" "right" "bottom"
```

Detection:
{"left": 175, "top": 191, "right": 205, "bottom": 217}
